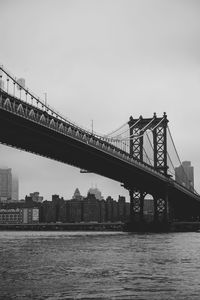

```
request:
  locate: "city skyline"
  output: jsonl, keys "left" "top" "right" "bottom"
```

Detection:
{"left": 0, "top": 163, "right": 126, "bottom": 201}
{"left": 0, "top": 0, "right": 200, "bottom": 198}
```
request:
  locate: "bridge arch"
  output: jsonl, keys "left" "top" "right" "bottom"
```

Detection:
{"left": 143, "top": 194, "right": 154, "bottom": 223}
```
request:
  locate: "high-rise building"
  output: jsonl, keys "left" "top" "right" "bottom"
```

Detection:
{"left": 0, "top": 168, "right": 12, "bottom": 202}
{"left": 12, "top": 176, "right": 19, "bottom": 201}
{"left": 87, "top": 187, "right": 103, "bottom": 200}
{"left": 72, "top": 188, "right": 83, "bottom": 201}
{"left": 27, "top": 192, "right": 43, "bottom": 203}
{"left": 175, "top": 161, "right": 194, "bottom": 190}
{"left": 16, "top": 78, "right": 25, "bottom": 90}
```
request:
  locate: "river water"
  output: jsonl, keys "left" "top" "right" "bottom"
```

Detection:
{"left": 0, "top": 231, "right": 200, "bottom": 300}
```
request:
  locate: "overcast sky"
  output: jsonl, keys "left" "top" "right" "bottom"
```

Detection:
{"left": 0, "top": 0, "right": 200, "bottom": 200}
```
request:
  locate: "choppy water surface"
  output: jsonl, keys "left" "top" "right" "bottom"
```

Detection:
{"left": 1, "top": 231, "right": 200, "bottom": 300}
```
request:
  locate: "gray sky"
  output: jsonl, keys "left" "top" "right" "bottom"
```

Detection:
{"left": 0, "top": 0, "right": 200, "bottom": 200}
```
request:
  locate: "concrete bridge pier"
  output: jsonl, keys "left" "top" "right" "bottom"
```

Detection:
{"left": 129, "top": 189, "right": 144, "bottom": 223}
{"left": 152, "top": 187, "right": 170, "bottom": 231}
{"left": 127, "top": 185, "right": 171, "bottom": 232}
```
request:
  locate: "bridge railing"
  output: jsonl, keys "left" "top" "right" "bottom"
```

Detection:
{"left": 0, "top": 88, "right": 170, "bottom": 180}
{"left": 0, "top": 65, "right": 105, "bottom": 139}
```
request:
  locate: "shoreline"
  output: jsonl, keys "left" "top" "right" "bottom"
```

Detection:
{"left": 0, "top": 222, "right": 125, "bottom": 231}
{"left": 1, "top": 221, "right": 200, "bottom": 232}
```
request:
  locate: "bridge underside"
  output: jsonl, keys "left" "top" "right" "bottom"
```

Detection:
{"left": 0, "top": 108, "right": 167, "bottom": 194}
{"left": 126, "top": 186, "right": 200, "bottom": 230}
{"left": 1, "top": 108, "right": 200, "bottom": 229}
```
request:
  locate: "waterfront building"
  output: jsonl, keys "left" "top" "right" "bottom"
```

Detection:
{"left": 0, "top": 168, "right": 12, "bottom": 202}
{"left": 0, "top": 207, "right": 39, "bottom": 224}
{"left": 112, "top": 200, "right": 118, "bottom": 222}
{"left": 38, "top": 192, "right": 132, "bottom": 224}
{"left": 23, "top": 207, "right": 39, "bottom": 223}
{"left": 0, "top": 208, "right": 22, "bottom": 224}
{"left": 41, "top": 201, "right": 56, "bottom": 223}
{"left": 118, "top": 196, "right": 126, "bottom": 222}
{"left": 58, "top": 200, "right": 67, "bottom": 222}
{"left": 175, "top": 161, "right": 194, "bottom": 190}
{"left": 83, "top": 193, "right": 100, "bottom": 222}
{"left": 99, "top": 200, "right": 106, "bottom": 222}
{"left": 68, "top": 200, "right": 83, "bottom": 222}
{"left": 52, "top": 194, "right": 66, "bottom": 222}
{"left": 105, "top": 196, "right": 114, "bottom": 222}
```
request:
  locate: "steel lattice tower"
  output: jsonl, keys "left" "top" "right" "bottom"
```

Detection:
{"left": 128, "top": 113, "right": 169, "bottom": 224}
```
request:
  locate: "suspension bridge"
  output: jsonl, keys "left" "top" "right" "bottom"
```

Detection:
{"left": 0, "top": 65, "right": 200, "bottom": 231}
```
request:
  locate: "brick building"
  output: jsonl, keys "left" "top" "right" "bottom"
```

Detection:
{"left": 0, "top": 207, "right": 39, "bottom": 224}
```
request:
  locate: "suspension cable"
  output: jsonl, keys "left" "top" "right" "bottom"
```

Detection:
{"left": 145, "top": 131, "right": 154, "bottom": 151}
{"left": 150, "top": 117, "right": 164, "bottom": 131}
{"left": 167, "top": 127, "right": 183, "bottom": 166}
{"left": 104, "top": 121, "right": 128, "bottom": 137}
{"left": 107, "top": 117, "right": 165, "bottom": 142}
{"left": 108, "top": 117, "right": 156, "bottom": 141}
{"left": 143, "top": 147, "right": 153, "bottom": 166}
{"left": 108, "top": 118, "right": 141, "bottom": 139}
{"left": 140, "top": 117, "right": 155, "bottom": 132}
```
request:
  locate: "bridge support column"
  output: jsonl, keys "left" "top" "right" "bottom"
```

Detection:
{"left": 125, "top": 184, "right": 172, "bottom": 231}
{"left": 129, "top": 189, "right": 145, "bottom": 224}
{"left": 153, "top": 185, "right": 170, "bottom": 226}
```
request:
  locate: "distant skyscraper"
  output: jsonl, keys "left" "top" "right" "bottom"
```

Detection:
{"left": 29, "top": 192, "right": 43, "bottom": 203}
{"left": 12, "top": 176, "right": 19, "bottom": 201}
{"left": 0, "top": 168, "right": 12, "bottom": 202}
{"left": 87, "top": 187, "right": 103, "bottom": 200}
{"left": 175, "top": 161, "right": 194, "bottom": 190}
{"left": 16, "top": 78, "right": 25, "bottom": 89}
{"left": 72, "top": 188, "right": 83, "bottom": 201}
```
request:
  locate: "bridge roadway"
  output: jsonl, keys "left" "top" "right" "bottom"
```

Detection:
{"left": 0, "top": 88, "right": 200, "bottom": 210}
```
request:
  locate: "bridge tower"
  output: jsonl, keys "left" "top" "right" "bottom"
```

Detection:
{"left": 127, "top": 113, "right": 169, "bottom": 229}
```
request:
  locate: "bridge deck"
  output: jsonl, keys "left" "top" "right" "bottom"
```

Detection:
{"left": 0, "top": 88, "right": 200, "bottom": 203}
